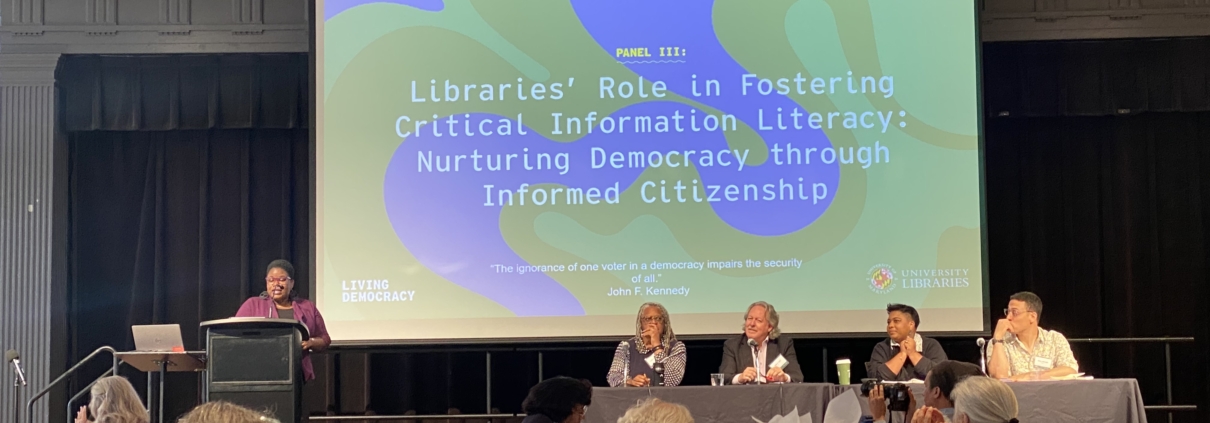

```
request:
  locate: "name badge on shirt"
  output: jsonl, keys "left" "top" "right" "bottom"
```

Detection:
{"left": 1033, "top": 356, "right": 1053, "bottom": 369}
{"left": 769, "top": 354, "right": 788, "bottom": 369}
{"left": 644, "top": 354, "right": 656, "bottom": 368}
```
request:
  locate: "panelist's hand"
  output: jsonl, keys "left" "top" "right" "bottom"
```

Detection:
{"left": 738, "top": 367, "right": 758, "bottom": 384}
{"left": 302, "top": 339, "right": 314, "bottom": 351}
{"left": 994, "top": 318, "right": 1012, "bottom": 340}
{"left": 899, "top": 337, "right": 917, "bottom": 355}
{"left": 867, "top": 385, "right": 886, "bottom": 422}
{"left": 625, "top": 374, "right": 650, "bottom": 387}
{"left": 912, "top": 406, "right": 946, "bottom": 423}
{"left": 641, "top": 327, "right": 659, "bottom": 349}
{"left": 75, "top": 406, "right": 89, "bottom": 423}
{"left": 766, "top": 366, "right": 788, "bottom": 382}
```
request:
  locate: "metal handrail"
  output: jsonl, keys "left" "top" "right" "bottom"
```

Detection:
{"left": 27, "top": 346, "right": 119, "bottom": 423}
{"left": 1067, "top": 337, "right": 1197, "bottom": 422}
{"left": 1144, "top": 405, "right": 1197, "bottom": 411}
{"left": 1067, "top": 337, "right": 1195, "bottom": 343}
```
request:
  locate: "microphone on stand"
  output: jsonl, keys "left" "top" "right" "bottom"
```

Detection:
{"left": 747, "top": 338, "right": 761, "bottom": 383}
{"left": 975, "top": 338, "right": 987, "bottom": 375}
{"left": 5, "top": 350, "right": 27, "bottom": 386}
{"left": 620, "top": 341, "right": 631, "bottom": 382}
{"left": 653, "top": 360, "right": 665, "bottom": 387}
{"left": 7, "top": 349, "right": 27, "bottom": 423}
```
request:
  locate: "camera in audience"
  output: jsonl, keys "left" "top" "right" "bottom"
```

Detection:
{"left": 859, "top": 378, "right": 912, "bottom": 411}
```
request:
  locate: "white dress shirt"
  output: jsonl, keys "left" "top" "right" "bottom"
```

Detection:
{"left": 731, "top": 337, "right": 790, "bottom": 384}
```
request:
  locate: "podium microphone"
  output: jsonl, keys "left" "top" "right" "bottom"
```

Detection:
{"left": 5, "top": 350, "right": 26, "bottom": 386}
{"left": 975, "top": 338, "right": 987, "bottom": 375}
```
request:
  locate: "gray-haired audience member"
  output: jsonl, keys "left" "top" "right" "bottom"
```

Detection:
{"left": 871, "top": 360, "right": 983, "bottom": 423}
{"left": 914, "top": 376, "right": 1020, "bottom": 423}
{"left": 616, "top": 398, "right": 693, "bottom": 423}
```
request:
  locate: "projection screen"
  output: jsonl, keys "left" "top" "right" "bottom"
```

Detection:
{"left": 315, "top": 0, "right": 988, "bottom": 343}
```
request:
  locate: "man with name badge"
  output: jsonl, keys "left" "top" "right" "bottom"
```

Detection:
{"left": 866, "top": 303, "right": 948, "bottom": 381}
{"left": 719, "top": 301, "right": 803, "bottom": 384}
{"left": 988, "top": 292, "right": 1079, "bottom": 381}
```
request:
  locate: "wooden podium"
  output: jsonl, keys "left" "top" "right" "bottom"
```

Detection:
{"left": 114, "top": 351, "right": 205, "bottom": 423}
{"left": 200, "top": 318, "right": 309, "bottom": 423}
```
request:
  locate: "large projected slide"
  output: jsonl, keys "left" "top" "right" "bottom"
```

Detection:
{"left": 317, "top": 0, "right": 985, "bottom": 342}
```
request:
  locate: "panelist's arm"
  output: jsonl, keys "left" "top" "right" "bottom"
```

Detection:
{"left": 662, "top": 342, "right": 688, "bottom": 387}
{"left": 987, "top": 341, "right": 1011, "bottom": 379}
{"left": 1016, "top": 332, "right": 1078, "bottom": 380}
{"left": 779, "top": 338, "right": 804, "bottom": 383}
{"left": 988, "top": 318, "right": 1014, "bottom": 378}
{"left": 719, "top": 338, "right": 740, "bottom": 383}
{"left": 867, "top": 342, "right": 906, "bottom": 381}
{"left": 307, "top": 309, "right": 331, "bottom": 352}
{"left": 606, "top": 342, "right": 629, "bottom": 388}
{"left": 912, "top": 338, "right": 948, "bottom": 379}
{"left": 1037, "top": 366, "right": 1077, "bottom": 380}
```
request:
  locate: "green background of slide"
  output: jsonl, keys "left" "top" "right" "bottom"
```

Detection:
{"left": 321, "top": 0, "right": 983, "bottom": 321}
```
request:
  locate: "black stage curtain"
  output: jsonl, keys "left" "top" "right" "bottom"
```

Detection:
{"left": 59, "top": 38, "right": 1210, "bottom": 423}
{"left": 59, "top": 54, "right": 307, "bottom": 131}
{"left": 983, "top": 37, "right": 1210, "bottom": 116}
{"left": 61, "top": 55, "right": 310, "bottom": 422}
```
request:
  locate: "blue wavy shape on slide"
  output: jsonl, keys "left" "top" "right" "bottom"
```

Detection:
{"left": 325, "top": 0, "right": 443, "bottom": 20}
{"left": 383, "top": 101, "right": 773, "bottom": 316}
{"left": 570, "top": 0, "right": 839, "bottom": 236}
{"left": 380, "top": 1, "right": 842, "bottom": 316}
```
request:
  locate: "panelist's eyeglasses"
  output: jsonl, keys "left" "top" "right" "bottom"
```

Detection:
{"left": 266, "top": 277, "right": 292, "bottom": 283}
{"left": 1003, "top": 308, "right": 1033, "bottom": 317}
{"left": 640, "top": 317, "right": 662, "bottom": 323}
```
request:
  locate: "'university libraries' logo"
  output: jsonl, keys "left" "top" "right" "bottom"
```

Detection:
{"left": 867, "top": 264, "right": 895, "bottom": 294}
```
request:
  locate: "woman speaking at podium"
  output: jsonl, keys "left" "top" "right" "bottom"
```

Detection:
{"left": 235, "top": 259, "right": 331, "bottom": 382}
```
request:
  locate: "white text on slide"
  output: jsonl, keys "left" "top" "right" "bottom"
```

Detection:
{"left": 341, "top": 279, "right": 416, "bottom": 303}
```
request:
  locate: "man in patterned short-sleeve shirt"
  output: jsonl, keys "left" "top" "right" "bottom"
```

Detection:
{"left": 989, "top": 291, "right": 1079, "bottom": 381}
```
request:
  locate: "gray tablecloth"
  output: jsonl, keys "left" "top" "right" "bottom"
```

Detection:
{"left": 586, "top": 384, "right": 835, "bottom": 423}
{"left": 844, "top": 379, "right": 1147, "bottom": 423}
{"left": 586, "top": 379, "right": 1146, "bottom": 423}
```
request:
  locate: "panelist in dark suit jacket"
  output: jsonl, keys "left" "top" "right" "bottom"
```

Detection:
{"left": 719, "top": 301, "right": 803, "bottom": 384}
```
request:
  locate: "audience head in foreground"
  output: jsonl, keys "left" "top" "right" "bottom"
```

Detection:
{"left": 522, "top": 377, "right": 594, "bottom": 423}
{"left": 177, "top": 401, "right": 279, "bottom": 423}
{"left": 76, "top": 376, "right": 149, "bottom": 423}
{"left": 917, "top": 376, "right": 1019, "bottom": 423}
{"left": 925, "top": 360, "right": 985, "bottom": 411}
{"left": 616, "top": 398, "right": 693, "bottom": 423}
